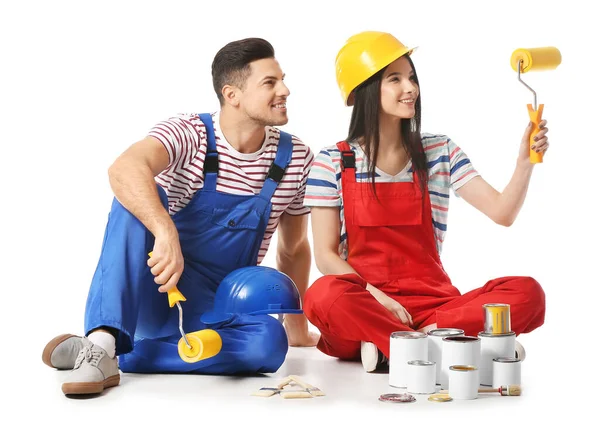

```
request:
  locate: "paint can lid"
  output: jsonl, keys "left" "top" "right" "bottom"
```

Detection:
{"left": 493, "top": 357, "right": 521, "bottom": 363}
{"left": 478, "top": 331, "right": 516, "bottom": 338}
{"left": 449, "top": 365, "right": 478, "bottom": 371}
{"left": 427, "top": 328, "right": 465, "bottom": 337}
{"left": 391, "top": 331, "right": 427, "bottom": 339}
{"left": 378, "top": 393, "right": 416, "bottom": 403}
{"left": 408, "top": 360, "right": 435, "bottom": 366}
{"left": 482, "top": 303, "right": 510, "bottom": 308}
{"left": 442, "top": 335, "right": 480, "bottom": 343}
{"left": 428, "top": 393, "right": 453, "bottom": 402}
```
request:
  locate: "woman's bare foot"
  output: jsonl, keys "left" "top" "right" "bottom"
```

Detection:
{"left": 283, "top": 314, "right": 320, "bottom": 347}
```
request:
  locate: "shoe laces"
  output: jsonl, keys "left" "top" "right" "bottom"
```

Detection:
{"left": 74, "top": 345, "right": 103, "bottom": 369}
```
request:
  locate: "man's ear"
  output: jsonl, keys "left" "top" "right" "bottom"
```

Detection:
{"left": 222, "top": 85, "right": 240, "bottom": 107}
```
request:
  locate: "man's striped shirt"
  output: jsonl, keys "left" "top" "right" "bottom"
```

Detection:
{"left": 148, "top": 111, "right": 314, "bottom": 264}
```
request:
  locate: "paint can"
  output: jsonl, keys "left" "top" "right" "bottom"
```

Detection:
{"left": 448, "top": 365, "right": 479, "bottom": 400}
{"left": 406, "top": 360, "right": 436, "bottom": 394}
{"left": 492, "top": 357, "right": 521, "bottom": 388}
{"left": 440, "top": 335, "right": 481, "bottom": 389}
{"left": 482, "top": 303, "right": 511, "bottom": 334}
{"left": 427, "top": 328, "right": 464, "bottom": 384}
{"left": 478, "top": 331, "right": 516, "bottom": 386}
{"left": 389, "top": 331, "right": 428, "bottom": 388}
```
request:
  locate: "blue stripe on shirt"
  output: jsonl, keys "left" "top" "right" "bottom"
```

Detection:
{"left": 428, "top": 155, "right": 450, "bottom": 168}
{"left": 429, "top": 190, "right": 450, "bottom": 199}
{"left": 307, "top": 178, "right": 337, "bottom": 188}
{"left": 451, "top": 158, "right": 471, "bottom": 175}
{"left": 432, "top": 220, "right": 447, "bottom": 231}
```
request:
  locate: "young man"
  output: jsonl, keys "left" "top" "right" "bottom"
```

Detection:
{"left": 42, "top": 37, "right": 318, "bottom": 396}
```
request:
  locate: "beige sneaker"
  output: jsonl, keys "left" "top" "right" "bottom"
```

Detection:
{"left": 42, "top": 334, "right": 84, "bottom": 370}
{"left": 360, "top": 341, "right": 388, "bottom": 373}
{"left": 61, "top": 339, "right": 120, "bottom": 395}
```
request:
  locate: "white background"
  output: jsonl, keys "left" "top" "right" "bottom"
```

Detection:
{"left": 1, "top": 0, "right": 597, "bottom": 421}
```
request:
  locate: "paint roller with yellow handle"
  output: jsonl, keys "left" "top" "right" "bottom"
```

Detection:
{"left": 510, "top": 47, "right": 561, "bottom": 164}
{"left": 148, "top": 252, "right": 222, "bottom": 362}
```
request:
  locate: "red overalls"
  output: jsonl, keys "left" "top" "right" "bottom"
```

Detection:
{"left": 303, "top": 141, "right": 545, "bottom": 359}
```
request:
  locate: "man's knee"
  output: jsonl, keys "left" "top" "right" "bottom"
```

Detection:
{"left": 245, "top": 316, "right": 289, "bottom": 373}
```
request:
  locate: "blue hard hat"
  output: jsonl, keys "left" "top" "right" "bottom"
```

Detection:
{"left": 201, "top": 266, "right": 302, "bottom": 325}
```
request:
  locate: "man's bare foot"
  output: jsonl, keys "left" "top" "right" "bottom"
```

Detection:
{"left": 418, "top": 323, "right": 437, "bottom": 334}
{"left": 283, "top": 314, "right": 320, "bottom": 347}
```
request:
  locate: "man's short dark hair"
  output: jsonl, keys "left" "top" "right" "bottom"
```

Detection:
{"left": 211, "top": 38, "right": 275, "bottom": 105}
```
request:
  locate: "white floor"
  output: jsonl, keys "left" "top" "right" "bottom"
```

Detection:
{"left": 25, "top": 329, "right": 588, "bottom": 423}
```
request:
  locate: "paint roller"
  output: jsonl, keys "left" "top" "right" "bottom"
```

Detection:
{"left": 510, "top": 47, "right": 561, "bottom": 163}
{"left": 149, "top": 252, "right": 222, "bottom": 362}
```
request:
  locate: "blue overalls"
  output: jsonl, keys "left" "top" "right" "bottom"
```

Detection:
{"left": 84, "top": 114, "right": 292, "bottom": 374}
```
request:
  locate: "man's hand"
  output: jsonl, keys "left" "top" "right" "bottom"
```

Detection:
{"left": 147, "top": 230, "right": 185, "bottom": 293}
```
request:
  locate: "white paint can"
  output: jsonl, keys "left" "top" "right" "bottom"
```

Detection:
{"left": 427, "top": 328, "right": 464, "bottom": 385}
{"left": 478, "top": 331, "right": 516, "bottom": 386}
{"left": 389, "top": 331, "right": 428, "bottom": 388}
{"left": 492, "top": 357, "right": 521, "bottom": 388}
{"left": 440, "top": 335, "right": 481, "bottom": 389}
{"left": 406, "top": 360, "right": 436, "bottom": 394}
{"left": 448, "top": 365, "right": 479, "bottom": 400}
{"left": 482, "top": 303, "right": 511, "bottom": 334}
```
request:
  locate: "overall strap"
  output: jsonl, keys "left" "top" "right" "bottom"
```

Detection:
{"left": 336, "top": 141, "right": 356, "bottom": 180}
{"left": 259, "top": 130, "right": 294, "bottom": 201}
{"left": 198, "top": 113, "right": 218, "bottom": 191}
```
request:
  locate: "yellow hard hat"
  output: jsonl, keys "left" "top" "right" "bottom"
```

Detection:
{"left": 335, "top": 31, "right": 415, "bottom": 106}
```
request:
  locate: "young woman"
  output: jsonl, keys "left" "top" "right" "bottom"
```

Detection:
{"left": 302, "top": 31, "right": 547, "bottom": 372}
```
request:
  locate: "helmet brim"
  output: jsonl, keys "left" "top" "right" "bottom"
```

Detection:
{"left": 200, "top": 309, "right": 303, "bottom": 325}
{"left": 346, "top": 46, "right": 418, "bottom": 106}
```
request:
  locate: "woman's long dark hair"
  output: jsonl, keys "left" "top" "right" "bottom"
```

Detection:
{"left": 347, "top": 55, "right": 428, "bottom": 196}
